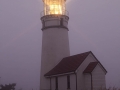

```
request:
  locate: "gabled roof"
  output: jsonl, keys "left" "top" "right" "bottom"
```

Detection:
{"left": 83, "top": 62, "right": 98, "bottom": 73}
{"left": 44, "top": 51, "right": 91, "bottom": 77}
{"left": 44, "top": 51, "right": 107, "bottom": 77}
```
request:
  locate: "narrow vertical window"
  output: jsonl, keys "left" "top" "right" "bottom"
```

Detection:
{"left": 60, "top": 18, "right": 63, "bottom": 26}
{"left": 67, "top": 75, "right": 70, "bottom": 89}
{"left": 55, "top": 77, "right": 58, "bottom": 90}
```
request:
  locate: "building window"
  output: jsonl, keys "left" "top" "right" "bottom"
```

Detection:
{"left": 67, "top": 75, "right": 70, "bottom": 89}
{"left": 55, "top": 77, "right": 58, "bottom": 90}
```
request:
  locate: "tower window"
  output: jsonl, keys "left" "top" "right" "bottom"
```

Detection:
{"left": 55, "top": 77, "right": 58, "bottom": 90}
{"left": 60, "top": 18, "right": 63, "bottom": 26}
{"left": 67, "top": 75, "right": 70, "bottom": 89}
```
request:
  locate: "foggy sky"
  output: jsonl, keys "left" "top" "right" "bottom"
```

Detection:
{"left": 0, "top": 0, "right": 120, "bottom": 90}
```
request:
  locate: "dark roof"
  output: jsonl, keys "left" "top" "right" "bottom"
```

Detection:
{"left": 45, "top": 51, "right": 107, "bottom": 77}
{"left": 83, "top": 62, "right": 98, "bottom": 73}
{"left": 44, "top": 51, "right": 91, "bottom": 77}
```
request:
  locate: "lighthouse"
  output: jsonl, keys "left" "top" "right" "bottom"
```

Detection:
{"left": 40, "top": 0, "right": 70, "bottom": 90}
{"left": 40, "top": 0, "right": 107, "bottom": 90}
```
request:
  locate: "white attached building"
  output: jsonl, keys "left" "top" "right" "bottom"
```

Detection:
{"left": 44, "top": 51, "right": 107, "bottom": 90}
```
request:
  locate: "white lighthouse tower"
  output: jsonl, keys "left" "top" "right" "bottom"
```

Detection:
{"left": 40, "top": 0, "right": 70, "bottom": 90}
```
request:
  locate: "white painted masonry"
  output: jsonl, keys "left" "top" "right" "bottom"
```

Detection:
{"left": 84, "top": 74, "right": 91, "bottom": 90}
{"left": 76, "top": 53, "right": 97, "bottom": 90}
{"left": 50, "top": 74, "right": 76, "bottom": 90}
{"left": 40, "top": 15, "right": 70, "bottom": 90}
{"left": 92, "top": 64, "right": 106, "bottom": 90}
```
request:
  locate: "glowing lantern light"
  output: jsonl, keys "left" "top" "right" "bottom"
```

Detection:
{"left": 43, "top": 0, "right": 66, "bottom": 15}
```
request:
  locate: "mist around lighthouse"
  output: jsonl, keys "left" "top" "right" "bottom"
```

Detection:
{"left": 0, "top": 0, "right": 120, "bottom": 90}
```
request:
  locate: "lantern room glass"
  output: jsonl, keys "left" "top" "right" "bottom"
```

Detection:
{"left": 43, "top": 0, "right": 66, "bottom": 15}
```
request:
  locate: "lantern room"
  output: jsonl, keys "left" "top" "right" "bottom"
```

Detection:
{"left": 43, "top": 0, "right": 67, "bottom": 15}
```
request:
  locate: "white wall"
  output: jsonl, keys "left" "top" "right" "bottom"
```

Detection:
{"left": 51, "top": 74, "right": 76, "bottom": 90}
{"left": 78, "top": 53, "right": 106, "bottom": 90}
{"left": 92, "top": 64, "right": 106, "bottom": 90}
{"left": 76, "top": 53, "right": 97, "bottom": 90}
{"left": 84, "top": 74, "right": 91, "bottom": 90}
{"left": 58, "top": 75, "right": 67, "bottom": 90}
{"left": 70, "top": 74, "right": 76, "bottom": 90}
{"left": 51, "top": 77, "right": 55, "bottom": 90}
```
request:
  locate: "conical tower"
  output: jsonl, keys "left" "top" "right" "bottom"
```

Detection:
{"left": 40, "top": 0, "right": 70, "bottom": 90}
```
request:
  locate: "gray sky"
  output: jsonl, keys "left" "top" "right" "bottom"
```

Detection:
{"left": 0, "top": 0, "right": 120, "bottom": 90}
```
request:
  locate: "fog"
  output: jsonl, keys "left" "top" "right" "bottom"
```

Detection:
{"left": 0, "top": 0, "right": 120, "bottom": 90}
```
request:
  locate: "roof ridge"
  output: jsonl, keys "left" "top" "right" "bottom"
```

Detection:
{"left": 63, "top": 51, "right": 91, "bottom": 59}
